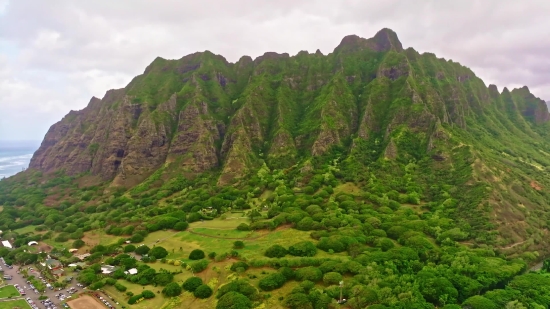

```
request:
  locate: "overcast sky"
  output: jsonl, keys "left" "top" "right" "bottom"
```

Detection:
{"left": 0, "top": 0, "right": 549, "bottom": 141}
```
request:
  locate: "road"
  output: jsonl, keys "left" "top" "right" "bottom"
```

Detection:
{"left": 2, "top": 264, "right": 74, "bottom": 308}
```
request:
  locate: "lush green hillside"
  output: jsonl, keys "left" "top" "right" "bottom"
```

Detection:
{"left": 1, "top": 28, "right": 550, "bottom": 308}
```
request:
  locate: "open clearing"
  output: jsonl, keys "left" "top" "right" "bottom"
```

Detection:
{"left": 0, "top": 299, "right": 31, "bottom": 309}
{"left": 67, "top": 295, "right": 105, "bottom": 309}
{"left": 0, "top": 285, "right": 20, "bottom": 298}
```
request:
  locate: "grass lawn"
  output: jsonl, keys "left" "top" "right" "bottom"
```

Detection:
{"left": 0, "top": 299, "right": 31, "bottom": 309}
{"left": 0, "top": 285, "right": 20, "bottom": 298}
{"left": 189, "top": 216, "right": 249, "bottom": 229}
{"left": 103, "top": 280, "right": 168, "bottom": 309}
{"left": 13, "top": 224, "right": 36, "bottom": 234}
{"left": 144, "top": 225, "right": 327, "bottom": 261}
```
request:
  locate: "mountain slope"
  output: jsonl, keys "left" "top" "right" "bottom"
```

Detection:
{"left": 3, "top": 28, "right": 550, "bottom": 309}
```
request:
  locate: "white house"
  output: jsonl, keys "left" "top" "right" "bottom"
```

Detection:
{"left": 1, "top": 240, "right": 12, "bottom": 249}
{"left": 125, "top": 268, "right": 138, "bottom": 275}
{"left": 28, "top": 241, "right": 38, "bottom": 246}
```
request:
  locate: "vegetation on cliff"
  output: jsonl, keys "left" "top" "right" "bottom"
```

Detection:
{"left": 1, "top": 28, "right": 550, "bottom": 308}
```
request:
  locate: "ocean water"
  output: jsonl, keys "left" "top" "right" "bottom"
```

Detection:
{"left": 0, "top": 140, "right": 41, "bottom": 179}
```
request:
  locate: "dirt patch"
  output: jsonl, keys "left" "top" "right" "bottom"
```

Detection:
{"left": 67, "top": 295, "right": 105, "bottom": 309}
{"left": 530, "top": 181, "right": 542, "bottom": 191}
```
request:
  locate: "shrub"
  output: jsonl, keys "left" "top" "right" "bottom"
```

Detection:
{"left": 216, "top": 279, "right": 259, "bottom": 300}
{"left": 128, "top": 294, "right": 144, "bottom": 304}
{"left": 189, "top": 249, "right": 205, "bottom": 260}
{"left": 288, "top": 241, "right": 317, "bottom": 257}
{"left": 142, "top": 290, "right": 155, "bottom": 299}
{"left": 124, "top": 244, "right": 136, "bottom": 253}
{"left": 237, "top": 223, "right": 250, "bottom": 231}
{"left": 194, "top": 284, "right": 213, "bottom": 298}
{"left": 265, "top": 244, "right": 288, "bottom": 258}
{"left": 105, "top": 278, "right": 116, "bottom": 285}
{"left": 322, "top": 272, "right": 343, "bottom": 285}
{"left": 233, "top": 241, "right": 245, "bottom": 249}
{"left": 278, "top": 267, "right": 295, "bottom": 280}
{"left": 208, "top": 252, "right": 217, "bottom": 259}
{"left": 114, "top": 283, "right": 127, "bottom": 292}
{"left": 72, "top": 239, "right": 85, "bottom": 248}
{"left": 190, "top": 259, "right": 209, "bottom": 273}
{"left": 182, "top": 277, "right": 203, "bottom": 292}
{"left": 173, "top": 221, "right": 189, "bottom": 231}
{"left": 258, "top": 273, "right": 287, "bottom": 291}
{"left": 295, "top": 267, "right": 323, "bottom": 282}
{"left": 230, "top": 261, "right": 249, "bottom": 272}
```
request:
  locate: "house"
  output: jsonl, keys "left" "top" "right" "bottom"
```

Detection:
{"left": 68, "top": 249, "right": 78, "bottom": 253}
{"left": 125, "top": 268, "right": 138, "bottom": 275}
{"left": 45, "top": 259, "right": 62, "bottom": 270}
{"left": 101, "top": 265, "right": 119, "bottom": 274}
{"left": 1, "top": 240, "right": 12, "bottom": 249}
{"left": 28, "top": 241, "right": 38, "bottom": 246}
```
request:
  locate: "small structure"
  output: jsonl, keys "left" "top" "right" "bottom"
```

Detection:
{"left": 75, "top": 253, "right": 91, "bottom": 260}
{"left": 125, "top": 268, "right": 138, "bottom": 275}
{"left": 68, "top": 248, "right": 78, "bottom": 253}
{"left": 1, "top": 240, "right": 12, "bottom": 249}
{"left": 45, "top": 259, "right": 62, "bottom": 270}
{"left": 101, "top": 265, "right": 119, "bottom": 275}
{"left": 52, "top": 268, "right": 64, "bottom": 277}
{"left": 28, "top": 241, "right": 38, "bottom": 246}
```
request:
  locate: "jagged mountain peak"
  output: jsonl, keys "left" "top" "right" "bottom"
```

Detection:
{"left": 335, "top": 28, "right": 403, "bottom": 53}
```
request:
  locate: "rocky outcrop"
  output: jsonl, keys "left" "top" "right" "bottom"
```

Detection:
{"left": 27, "top": 28, "right": 549, "bottom": 187}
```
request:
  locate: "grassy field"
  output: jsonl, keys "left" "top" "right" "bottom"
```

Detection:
{"left": 140, "top": 224, "right": 325, "bottom": 262}
{"left": 103, "top": 280, "right": 170, "bottom": 309}
{"left": 0, "top": 299, "right": 31, "bottom": 309}
{"left": 0, "top": 285, "right": 20, "bottom": 298}
{"left": 13, "top": 225, "right": 37, "bottom": 234}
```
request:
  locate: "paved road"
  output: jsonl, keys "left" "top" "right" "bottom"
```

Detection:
{"left": 2, "top": 264, "right": 74, "bottom": 308}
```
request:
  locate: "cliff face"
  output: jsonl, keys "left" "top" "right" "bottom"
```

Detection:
{"left": 29, "top": 28, "right": 549, "bottom": 187}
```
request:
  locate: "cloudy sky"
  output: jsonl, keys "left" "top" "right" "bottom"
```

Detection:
{"left": 0, "top": 0, "right": 549, "bottom": 141}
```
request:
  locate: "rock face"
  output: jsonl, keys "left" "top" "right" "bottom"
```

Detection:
{"left": 29, "top": 28, "right": 550, "bottom": 186}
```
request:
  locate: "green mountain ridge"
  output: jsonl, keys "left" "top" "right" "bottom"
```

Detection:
{"left": 22, "top": 28, "right": 550, "bottom": 248}
{"left": 2, "top": 27, "right": 550, "bottom": 308}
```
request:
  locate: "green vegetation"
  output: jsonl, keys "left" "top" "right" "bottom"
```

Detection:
{"left": 0, "top": 300, "right": 31, "bottom": 309}
{"left": 0, "top": 285, "right": 20, "bottom": 298}
{"left": 1, "top": 29, "right": 550, "bottom": 309}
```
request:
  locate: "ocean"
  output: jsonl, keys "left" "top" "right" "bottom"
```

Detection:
{"left": 0, "top": 140, "right": 41, "bottom": 179}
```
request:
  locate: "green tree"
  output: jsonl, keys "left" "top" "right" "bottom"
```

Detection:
{"left": 149, "top": 246, "right": 168, "bottom": 259}
{"left": 162, "top": 282, "right": 183, "bottom": 297}
{"left": 194, "top": 284, "right": 213, "bottom": 298}
{"left": 124, "top": 244, "right": 136, "bottom": 252}
{"left": 265, "top": 244, "right": 287, "bottom": 258}
{"left": 216, "top": 291, "right": 252, "bottom": 309}
{"left": 322, "top": 272, "right": 343, "bottom": 285}
{"left": 142, "top": 290, "right": 155, "bottom": 299}
{"left": 288, "top": 241, "right": 317, "bottom": 257}
{"left": 189, "top": 249, "right": 205, "bottom": 260}
{"left": 135, "top": 245, "right": 150, "bottom": 255}
{"left": 233, "top": 241, "right": 245, "bottom": 249}
{"left": 72, "top": 239, "right": 85, "bottom": 248}
{"left": 183, "top": 277, "right": 203, "bottom": 292}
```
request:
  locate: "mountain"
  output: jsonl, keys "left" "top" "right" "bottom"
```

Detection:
{"left": 2, "top": 28, "right": 550, "bottom": 308}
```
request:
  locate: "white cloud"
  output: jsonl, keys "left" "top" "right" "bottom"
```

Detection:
{"left": 0, "top": 0, "right": 549, "bottom": 140}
